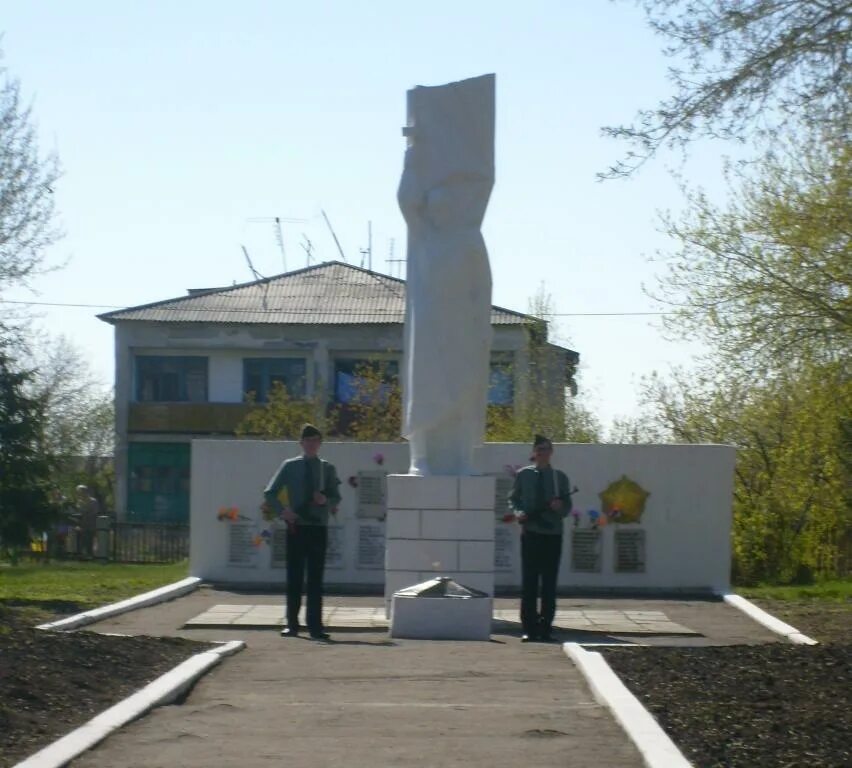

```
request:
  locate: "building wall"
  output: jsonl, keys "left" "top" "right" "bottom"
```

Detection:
{"left": 190, "top": 439, "right": 735, "bottom": 593}
{"left": 111, "top": 321, "right": 530, "bottom": 519}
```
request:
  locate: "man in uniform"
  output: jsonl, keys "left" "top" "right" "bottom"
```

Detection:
{"left": 509, "top": 435, "right": 572, "bottom": 642}
{"left": 264, "top": 424, "right": 341, "bottom": 640}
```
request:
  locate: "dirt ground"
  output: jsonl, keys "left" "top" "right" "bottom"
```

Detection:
{"left": 0, "top": 603, "right": 211, "bottom": 768}
{"left": 603, "top": 644, "right": 851, "bottom": 768}
{"left": 601, "top": 600, "right": 852, "bottom": 768}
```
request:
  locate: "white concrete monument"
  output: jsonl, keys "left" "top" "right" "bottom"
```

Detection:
{"left": 398, "top": 73, "right": 495, "bottom": 476}
{"left": 388, "top": 75, "right": 498, "bottom": 635}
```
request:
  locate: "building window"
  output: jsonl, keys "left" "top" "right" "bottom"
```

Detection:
{"left": 135, "top": 356, "right": 208, "bottom": 402}
{"left": 488, "top": 356, "right": 514, "bottom": 406}
{"left": 244, "top": 358, "right": 307, "bottom": 402}
{"left": 334, "top": 358, "right": 399, "bottom": 404}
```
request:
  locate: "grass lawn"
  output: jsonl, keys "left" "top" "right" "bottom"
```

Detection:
{"left": 738, "top": 578, "right": 852, "bottom": 602}
{"left": 0, "top": 560, "right": 190, "bottom": 610}
{"left": 736, "top": 578, "right": 851, "bottom": 644}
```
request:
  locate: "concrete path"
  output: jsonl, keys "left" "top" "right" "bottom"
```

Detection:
{"left": 69, "top": 589, "right": 779, "bottom": 767}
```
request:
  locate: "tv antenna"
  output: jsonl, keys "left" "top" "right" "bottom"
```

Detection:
{"left": 321, "top": 209, "right": 347, "bottom": 262}
{"left": 246, "top": 216, "right": 306, "bottom": 272}
{"left": 301, "top": 235, "right": 315, "bottom": 267}
{"left": 386, "top": 237, "right": 405, "bottom": 278}
{"left": 241, "top": 245, "right": 266, "bottom": 282}
{"left": 359, "top": 221, "right": 373, "bottom": 270}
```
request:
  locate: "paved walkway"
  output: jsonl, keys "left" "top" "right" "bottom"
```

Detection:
{"left": 185, "top": 603, "right": 699, "bottom": 636}
{"left": 69, "top": 588, "right": 779, "bottom": 768}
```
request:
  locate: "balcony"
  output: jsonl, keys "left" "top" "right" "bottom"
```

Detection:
{"left": 128, "top": 402, "right": 256, "bottom": 434}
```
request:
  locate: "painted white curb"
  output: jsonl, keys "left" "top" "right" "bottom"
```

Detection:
{"left": 13, "top": 640, "right": 244, "bottom": 768}
{"left": 721, "top": 593, "right": 818, "bottom": 645}
{"left": 36, "top": 576, "right": 202, "bottom": 632}
{"left": 564, "top": 642, "right": 694, "bottom": 768}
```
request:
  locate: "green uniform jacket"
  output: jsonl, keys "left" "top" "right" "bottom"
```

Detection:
{"left": 263, "top": 455, "right": 342, "bottom": 526}
{"left": 508, "top": 465, "right": 572, "bottom": 535}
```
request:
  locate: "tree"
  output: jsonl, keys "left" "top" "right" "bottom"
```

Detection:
{"left": 0, "top": 50, "right": 60, "bottom": 304}
{"left": 491, "top": 285, "right": 600, "bottom": 443}
{"left": 0, "top": 346, "right": 53, "bottom": 560}
{"left": 637, "top": 362, "right": 851, "bottom": 582}
{"left": 653, "top": 137, "right": 851, "bottom": 371}
{"left": 30, "top": 335, "right": 115, "bottom": 510}
{"left": 339, "top": 362, "right": 402, "bottom": 441}
{"left": 603, "top": 0, "right": 852, "bottom": 177}
{"left": 235, "top": 382, "right": 323, "bottom": 440}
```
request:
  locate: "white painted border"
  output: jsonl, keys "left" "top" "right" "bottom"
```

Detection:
{"left": 13, "top": 640, "right": 244, "bottom": 768}
{"left": 721, "top": 593, "right": 818, "bottom": 645}
{"left": 564, "top": 642, "right": 694, "bottom": 768}
{"left": 35, "top": 577, "right": 202, "bottom": 632}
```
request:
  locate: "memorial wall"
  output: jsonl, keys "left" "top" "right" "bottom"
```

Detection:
{"left": 190, "top": 440, "right": 735, "bottom": 593}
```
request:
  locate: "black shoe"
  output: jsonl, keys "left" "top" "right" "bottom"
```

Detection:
{"left": 280, "top": 626, "right": 299, "bottom": 637}
{"left": 521, "top": 634, "right": 538, "bottom": 643}
{"left": 309, "top": 631, "right": 331, "bottom": 641}
{"left": 539, "top": 632, "right": 556, "bottom": 643}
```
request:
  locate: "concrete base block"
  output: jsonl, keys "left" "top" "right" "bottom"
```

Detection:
{"left": 390, "top": 595, "right": 493, "bottom": 640}
{"left": 385, "top": 475, "right": 497, "bottom": 614}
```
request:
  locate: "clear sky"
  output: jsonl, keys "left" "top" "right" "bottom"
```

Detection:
{"left": 1, "top": 0, "right": 728, "bottom": 431}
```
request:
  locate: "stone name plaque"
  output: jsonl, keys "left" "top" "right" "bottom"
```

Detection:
{"left": 228, "top": 523, "right": 258, "bottom": 568}
{"left": 270, "top": 523, "right": 288, "bottom": 569}
{"left": 494, "top": 524, "right": 515, "bottom": 571}
{"left": 571, "top": 530, "right": 601, "bottom": 573}
{"left": 493, "top": 475, "right": 514, "bottom": 520}
{"left": 357, "top": 471, "right": 387, "bottom": 518}
{"left": 357, "top": 522, "right": 385, "bottom": 569}
{"left": 615, "top": 529, "right": 646, "bottom": 573}
{"left": 326, "top": 524, "right": 344, "bottom": 569}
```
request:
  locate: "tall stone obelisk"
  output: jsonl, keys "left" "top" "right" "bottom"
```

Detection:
{"left": 386, "top": 75, "right": 497, "bottom": 633}
{"left": 397, "top": 73, "right": 495, "bottom": 477}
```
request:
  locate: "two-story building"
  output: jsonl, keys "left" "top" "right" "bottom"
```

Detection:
{"left": 99, "top": 261, "right": 578, "bottom": 522}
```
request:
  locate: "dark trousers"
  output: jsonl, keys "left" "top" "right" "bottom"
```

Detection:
{"left": 79, "top": 528, "right": 95, "bottom": 558}
{"left": 520, "top": 531, "right": 563, "bottom": 635}
{"left": 285, "top": 525, "right": 328, "bottom": 634}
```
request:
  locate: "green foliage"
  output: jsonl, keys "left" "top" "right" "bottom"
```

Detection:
{"left": 487, "top": 285, "right": 600, "bottom": 443}
{"left": 486, "top": 395, "right": 601, "bottom": 444}
{"left": 235, "top": 381, "right": 324, "bottom": 439}
{"left": 340, "top": 361, "right": 402, "bottom": 441}
{"left": 604, "top": 0, "right": 852, "bottom": 177}
{"left": 633, "top": 133, "right": 851, "bottom": 584}
{"left": 0, "top": 559, "right": 189, "bottom": 605}
{"left": 0, "top": 349, "right": 54, "bottom": 560}
{"left": 655, "top": 139, "right": 851, "bottom": 370}
{"left": 640, "top": 361, "right": 851, "bottom": 583}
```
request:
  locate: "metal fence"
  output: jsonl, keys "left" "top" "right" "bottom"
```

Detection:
{"left": 111, "top": 522, "right": 189, "bottom": 563}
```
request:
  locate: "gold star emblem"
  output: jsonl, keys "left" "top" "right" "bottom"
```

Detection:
{"left": 598, "top": 475, "right": 650, "bottom": 524}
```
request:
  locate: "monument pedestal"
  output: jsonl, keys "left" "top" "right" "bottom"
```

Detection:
{"left": 385, "top": 474, "right": 496, "bottom": 623}
{"left": 390, "top": 577, "right": 492, "bottom": 640}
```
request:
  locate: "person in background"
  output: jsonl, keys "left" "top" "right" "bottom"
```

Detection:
{"left": 264, "top": 424, "right": 341, "bottom": 641}
{"left": 75, "top": 484, "right": 101, "bottom": 559}
{"left": 509, "top": 434, "right": 572, "bottom": 642}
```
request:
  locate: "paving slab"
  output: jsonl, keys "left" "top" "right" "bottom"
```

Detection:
{"left": 184, "top": 605, "right": 699, "bottom": 635}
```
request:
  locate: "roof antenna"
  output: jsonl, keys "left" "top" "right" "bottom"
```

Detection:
{"left": 241, "top": 245, "right": 266, "bottom": 281}
{"left": 360, "top": 220, "right": 372, "bottom": 270}
{"left": 245, "top": 215, "right": 306, "bottom": 273}
{"left": 321, "top": 208, "right": 347, "bottom": 262}
{"left": 301, "top": 235, "right": 315, "bottom": 267}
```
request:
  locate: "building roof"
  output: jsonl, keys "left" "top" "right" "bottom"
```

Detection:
{"left": 98, "top": 261, "right": 538, "bottom": 327}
